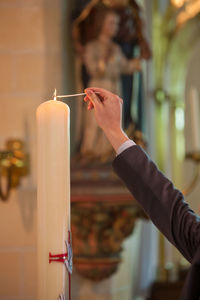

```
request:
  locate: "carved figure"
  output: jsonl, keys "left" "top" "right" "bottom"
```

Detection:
{"left": 72, "top": 0, "right": 151, "bottom": 163}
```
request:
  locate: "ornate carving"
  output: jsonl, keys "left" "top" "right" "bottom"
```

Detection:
{"left": 71, "top": 163, "right": 147, "bottom": 280}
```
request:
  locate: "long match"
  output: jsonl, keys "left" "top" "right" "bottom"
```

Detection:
{"left": 57, "top": 92, "right": 87, "bottom": 98}
{"left": 53, "top": 89, "right": 100, "bottom": 100}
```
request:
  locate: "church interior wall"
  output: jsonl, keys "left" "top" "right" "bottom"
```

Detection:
{"left": 0, "top": 0, "right": 199, "bottom": 299}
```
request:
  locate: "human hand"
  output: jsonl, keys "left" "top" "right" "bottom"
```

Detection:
{"left": 84, "top": 87, "right": 129, "bottom": 152}
{"left": 84, "top": 87, "right": 122, "bottom": 131}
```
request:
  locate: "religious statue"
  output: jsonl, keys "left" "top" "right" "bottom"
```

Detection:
{"left": 72, "top": 0, "right": 151, "bottom": 164}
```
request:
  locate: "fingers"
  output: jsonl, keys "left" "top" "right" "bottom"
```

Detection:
{"left": 84, "top": 95, "right": 94, "bottom": 110}
{"left": 88, "top": 101, "right": 94, "bottom": 110}
{"left": 84, "top": 95, "right": 90, "bottom": 103}
{"left": 84, "top": 89, "right": 102, "bottom": 109}
{"left": 86, "top": 87, "right": 120, "bottom": 104}
{"left": 84, "top": 87, "right": 123, "bottom": 108}
{"left": 86, "top": 87, "right": 112, "bottom": 101}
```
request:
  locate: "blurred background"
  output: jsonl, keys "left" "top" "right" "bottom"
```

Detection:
{"left": 0, "top": 0, "right": 200, "bottom": 299}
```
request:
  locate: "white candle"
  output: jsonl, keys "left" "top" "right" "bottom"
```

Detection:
{"left": 36, "top": 99, "right": 70, "bottom": 299}
{"left": 190, "top": 87, "right": 200, "bottom": 152}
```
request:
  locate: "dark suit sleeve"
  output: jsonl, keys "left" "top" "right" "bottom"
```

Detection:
{"left": 112, "top": 145, "right": 200, "bottom": 263}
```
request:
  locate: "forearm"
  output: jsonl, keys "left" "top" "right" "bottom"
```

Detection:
{"left": 84, "top": 87, "right": 200, "bottom": 263}
{"left": 113, "top": 145, "right": 179, "bottom": 245}
{"left": 113, "top": 145, "right": 200, "bottom": 262}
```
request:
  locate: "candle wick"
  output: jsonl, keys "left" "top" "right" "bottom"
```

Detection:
{"left": 53, "top": 89, "right": 57, "bottom": 101}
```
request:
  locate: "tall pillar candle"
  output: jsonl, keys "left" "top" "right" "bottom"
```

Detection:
{"left": 36, "top": 99, "right": 70, "bottom": 299}
{"left": 190, "top": 87, "right": 200, "bottom": 152}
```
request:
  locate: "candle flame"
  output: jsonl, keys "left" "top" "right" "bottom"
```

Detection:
{"left": 53, "top": 89, "right": 57, "bottom": 101}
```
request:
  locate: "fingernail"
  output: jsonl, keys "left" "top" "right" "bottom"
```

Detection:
{"left": 87, "top": 90, "right": 92, "bottom": 96}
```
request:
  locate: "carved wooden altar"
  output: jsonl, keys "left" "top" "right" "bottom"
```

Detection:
{"left": 71, "top": 162, "right": 147, "bottom": 281}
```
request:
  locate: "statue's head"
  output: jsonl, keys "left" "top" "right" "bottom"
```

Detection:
{"left": 72, "top": 0, "right": 141, "bottom": 50}
{"left": 95, "top": 6, "right": 120, "bottom": 39}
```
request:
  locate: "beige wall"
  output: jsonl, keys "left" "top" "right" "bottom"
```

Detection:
{"left": 0, "top": 0, "right": 63, "bottom": 299}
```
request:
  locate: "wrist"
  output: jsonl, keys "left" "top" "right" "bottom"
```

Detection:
{"left": 104, "top": 128, "right": 129, "bottom": 152}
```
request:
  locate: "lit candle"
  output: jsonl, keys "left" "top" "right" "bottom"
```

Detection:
{"left": 36, "top": 95, "right": 70, "bottom": 299}
{"left": 190, "top": 87, "right": 200, "bottom": 152}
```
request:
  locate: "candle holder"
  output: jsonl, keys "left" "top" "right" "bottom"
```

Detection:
{"left": 182, "top": 151, "right": 200, "bottom": 196}
{"left": 0, "top": 139, "right": 29, "bottom": 201}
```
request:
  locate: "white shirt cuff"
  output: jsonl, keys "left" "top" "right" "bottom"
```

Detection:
{"left": 116, "top": 140, "right": 136, "bottom": 156}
